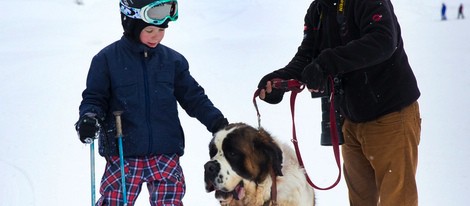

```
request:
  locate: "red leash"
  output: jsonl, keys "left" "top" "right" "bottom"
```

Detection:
{"left": 253, "top": 78, "right": 342, "bottom": 190}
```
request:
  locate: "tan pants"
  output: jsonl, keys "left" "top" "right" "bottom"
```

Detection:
{"left": 342, "top": 101, "right": 421, "bottom": 206}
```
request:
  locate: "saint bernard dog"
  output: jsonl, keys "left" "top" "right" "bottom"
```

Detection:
{"left": 204, "top": 123, "right": 315, "bottom": 206}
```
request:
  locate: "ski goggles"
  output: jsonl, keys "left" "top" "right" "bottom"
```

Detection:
{"left": 120, "top": 0, "right": 178, "bottom": 26}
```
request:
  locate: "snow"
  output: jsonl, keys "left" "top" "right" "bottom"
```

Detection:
{"left": 0, "top": 0, "right": 469, "bottom": 205}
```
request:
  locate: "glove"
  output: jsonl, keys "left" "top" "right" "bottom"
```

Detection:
{"left": 257, "top": 71, "right": 289, "bottom": 104}
{"left": 301, "top": 60, "right": 328, "bottom": 91}
{"left": 75, "top": 114, "right": 100, "bottom": 143}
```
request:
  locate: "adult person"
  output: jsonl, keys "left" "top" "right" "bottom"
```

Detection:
{"left": 458, "top": 3, "right": 465, "bottom": 19}
{"left": 257, "top": 0, "right": 421, "bottom": 205}
{"left": 442, "top": 3, "right": 447, "bottom": 20}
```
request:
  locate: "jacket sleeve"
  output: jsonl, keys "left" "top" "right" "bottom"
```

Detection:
{"left": 173, "top": 56, "right": 226, "bottom": 133}
{"left": 316, "top": 0, "right": 399, "bottom": 74}
{"left": 78, "top": 52, "right": 110, "bottom": 121}
{"left": 280, "top": 1, "right": 319, "bottom": 79}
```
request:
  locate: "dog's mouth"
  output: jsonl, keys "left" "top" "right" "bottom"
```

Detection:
{"left": 212, "top": 181, "right": 245, "bottom": 204}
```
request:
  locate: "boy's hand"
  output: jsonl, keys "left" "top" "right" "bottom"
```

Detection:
{"left": 75, "top": 114, "right": 100, "bottom": 143}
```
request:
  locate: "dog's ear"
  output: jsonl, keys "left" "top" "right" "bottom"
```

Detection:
{"left": 256, "top": 129, "right": 284, "bottom": 177}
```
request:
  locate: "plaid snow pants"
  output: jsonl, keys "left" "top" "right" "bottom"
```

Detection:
{"left": 342, "top": 101, "right": 421, "bottom": 206}
{"left": 96, "top": 154, "right": 185, "bottom": 206}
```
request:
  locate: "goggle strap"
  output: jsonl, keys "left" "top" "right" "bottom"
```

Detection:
{"left": 120, "top": 1, "right": 178, "bottom": 22}
{"left": 120, "top": 3, "right": 143, "bottom": 20}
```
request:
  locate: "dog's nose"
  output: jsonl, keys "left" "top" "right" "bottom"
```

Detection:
{"left": 204, "top": 160, "right": 220, "bottom": 177}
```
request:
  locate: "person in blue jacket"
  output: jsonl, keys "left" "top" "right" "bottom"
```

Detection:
{"left": 75, "top": 0, "right": 228, "bottom": 205}
{"left": 442, "top": 3, "right": 447, "bottom": 20}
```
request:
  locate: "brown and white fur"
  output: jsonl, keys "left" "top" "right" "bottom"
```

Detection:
{"left": 204, "top": 123, "right": 315, "bottom": 206}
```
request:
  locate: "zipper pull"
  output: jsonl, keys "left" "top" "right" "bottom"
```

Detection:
{"left": 144, "top": 51, "right": 148, "bottom": 58}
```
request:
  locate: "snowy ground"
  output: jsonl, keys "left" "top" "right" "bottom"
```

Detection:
{"left": 1, "top": 0, "right": 469, "bottom": 205}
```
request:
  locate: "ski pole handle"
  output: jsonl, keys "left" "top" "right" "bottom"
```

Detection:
{"left": 113, "top": 111, "right": 128, "bottom": 205}
{"left": 113, "top": 111, "right": 123, "bottom": 138}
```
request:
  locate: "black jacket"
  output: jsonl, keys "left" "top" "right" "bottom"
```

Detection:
{"left": 284, "top": 0, "right": 420, "bottom": 122}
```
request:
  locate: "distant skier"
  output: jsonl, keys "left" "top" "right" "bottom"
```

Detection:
{"left": 458, "top": 3, "right": 465, "bottom": 19}
{"left": 442, "top": 3, "right": 447, "bottom": 20}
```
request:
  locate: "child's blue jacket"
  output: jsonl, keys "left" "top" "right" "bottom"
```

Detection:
{"left": 79, "top": 36, "right": 225, "bottom": 157}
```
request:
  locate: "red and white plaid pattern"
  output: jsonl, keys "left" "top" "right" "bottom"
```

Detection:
{"left": 96, "top": 154, "right": 185, "bottom": 206}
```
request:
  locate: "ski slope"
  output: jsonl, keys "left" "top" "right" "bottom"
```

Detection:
{"left": 0, "top": 0, "right": 469, "bottom": 205}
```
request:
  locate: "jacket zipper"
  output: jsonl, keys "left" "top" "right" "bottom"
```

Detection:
{"left": 142, "top": 51, "right": 153, "bottom": 153}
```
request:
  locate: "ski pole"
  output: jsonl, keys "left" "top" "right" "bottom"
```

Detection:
{"left": 84, "top": 131, "right": 98, "bottom": 206}
{"left": 113, "top": 111, "right": 128, "bottom": 206}
{"left": 89, "top": 140, "right": 96, "bottom": 206}
{"left": 79, "top": 114, "right": 100, "bottom": 206}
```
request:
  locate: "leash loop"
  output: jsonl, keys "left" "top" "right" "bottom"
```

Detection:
{"left": 253, "top": 78, "right": 342, "bottom": 191}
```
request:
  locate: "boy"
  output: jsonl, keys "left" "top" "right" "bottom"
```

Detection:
{"left": 75, "top": 0, "right": 228, "bottom": 205}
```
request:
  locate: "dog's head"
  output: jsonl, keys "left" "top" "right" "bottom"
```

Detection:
{"left": 204, "top": 123, "right": 283, "bottom": 202}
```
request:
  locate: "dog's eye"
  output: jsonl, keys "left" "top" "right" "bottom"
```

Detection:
{"left": 226, "top": 150, "right": 240, "bottom": 158}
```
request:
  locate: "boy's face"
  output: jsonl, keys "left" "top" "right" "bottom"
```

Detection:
{"left": 140, "top": 26, "right": 166, "bottom": 48}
